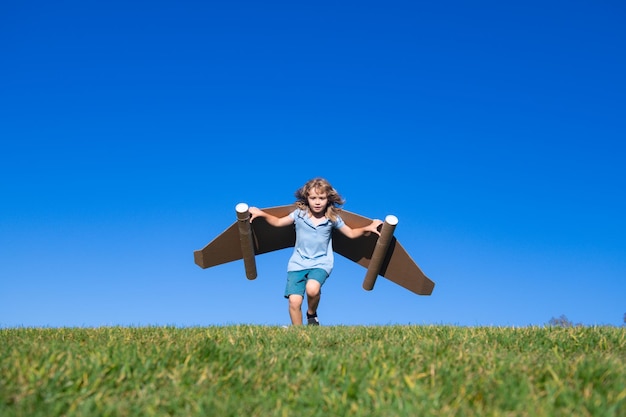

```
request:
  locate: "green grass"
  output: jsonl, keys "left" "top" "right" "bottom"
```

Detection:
{"left": 1, "top": 325, "right": 625, "bottom": 416}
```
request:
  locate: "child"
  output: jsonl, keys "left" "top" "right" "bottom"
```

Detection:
{"left": 249, "top": 178, "right": 382, "bottom": 326}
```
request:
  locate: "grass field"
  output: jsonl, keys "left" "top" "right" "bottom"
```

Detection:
{"left": 1, "top": 325, "right": 625, "bottom": 416}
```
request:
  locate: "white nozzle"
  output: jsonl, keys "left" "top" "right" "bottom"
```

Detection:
{"left": 235, "top": 203, "right": 249, "bottom": 213}
{"left": 385, "top": 215, "right": 399, "bottom": 226}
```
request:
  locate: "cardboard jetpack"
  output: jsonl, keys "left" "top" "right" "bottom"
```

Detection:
{"left": 194, "top": 204, "right": 435, "bottom": 296}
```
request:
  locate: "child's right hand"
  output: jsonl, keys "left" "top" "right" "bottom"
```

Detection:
{"left": 248, "top": 206, "right": 263, "bottom": 222}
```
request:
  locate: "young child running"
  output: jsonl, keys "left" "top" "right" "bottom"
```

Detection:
{"left": 249, "top": 178, "right": 382, "bottom": 326}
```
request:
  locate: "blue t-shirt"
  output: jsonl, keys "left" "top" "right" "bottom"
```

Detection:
{"left": 287, "top": 208, "right": 345, "bottom": 274}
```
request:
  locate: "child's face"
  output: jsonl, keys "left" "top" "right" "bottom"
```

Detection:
{"left": 307, "top": 188, "right": 328, "bottom": 215}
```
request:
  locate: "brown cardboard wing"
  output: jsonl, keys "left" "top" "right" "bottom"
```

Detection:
{"left": 193, "top": 205, "right": 435, "bottom": 295}
{"left": 193, "top": 205, "right": 296, "bottom": 269}
{"left": 332, "top": 210, "right": 435, "bottom": 295}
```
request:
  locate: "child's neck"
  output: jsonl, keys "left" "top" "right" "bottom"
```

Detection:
{"left": 309, "top": 210, "right": 326, "bottom": 224}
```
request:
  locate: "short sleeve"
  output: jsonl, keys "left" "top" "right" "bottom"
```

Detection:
{"left": 334, "top": 215, "right": 345, "bottom": 229}
{"left": 289, "top": 209, "right": 302, "bottom": 220}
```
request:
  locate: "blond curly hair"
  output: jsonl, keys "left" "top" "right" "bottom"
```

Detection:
{"left": 294, "top": 178, "right": 345, "bottom": 222}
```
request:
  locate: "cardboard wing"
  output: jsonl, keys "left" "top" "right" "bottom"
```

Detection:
{"left": 194, "top": 205, "right": 434, "bottom": 296}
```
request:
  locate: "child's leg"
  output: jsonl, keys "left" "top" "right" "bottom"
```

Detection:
{"left": 285, "top": 271, "right": 308, "bottom": 325}
{"left": 304, "top": 269, "right": 328, "bottom": 316}
{"left": 305, "top": 279, "right": 321, "bottom": 316}
{"left": 288, "top": 294, "right": 304, "bottom": 325}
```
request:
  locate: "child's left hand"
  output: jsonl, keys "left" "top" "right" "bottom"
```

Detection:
{"left": 369, "top": 219, "right": 383, "bottom": 236}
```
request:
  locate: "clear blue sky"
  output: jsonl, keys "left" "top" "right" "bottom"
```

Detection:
{"left": 1, "top": 1, "right": 624, "bottom": 327}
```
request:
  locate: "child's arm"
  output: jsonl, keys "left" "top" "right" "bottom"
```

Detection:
{"left": 338, "top": 219, "right": 383, "bottom": 239}
{"left": 249, "top": 206, "right": 294, "bottom": 227}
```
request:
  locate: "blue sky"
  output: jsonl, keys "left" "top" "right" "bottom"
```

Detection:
{"left": 1, "top": 0, "right": 624, "bottom": 327}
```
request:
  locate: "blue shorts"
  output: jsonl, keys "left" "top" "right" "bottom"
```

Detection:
{"left": 284, "top": 268, "right": 329, "bottom": 298}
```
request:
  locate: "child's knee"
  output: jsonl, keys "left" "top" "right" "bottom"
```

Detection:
{"left": 305, "top": 280, "right": 321, "bottom": 296}
{"left": 288, "top": 295, "right": 303, "bottom": 309}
